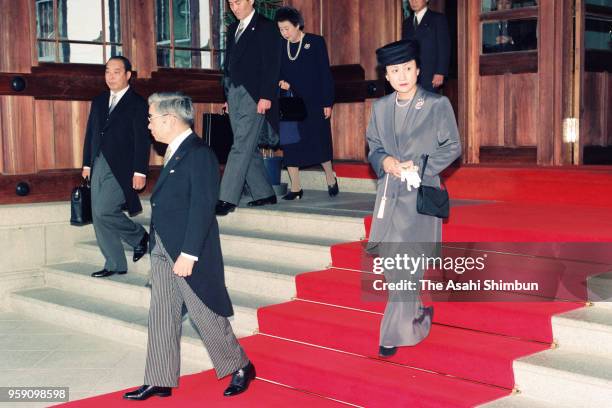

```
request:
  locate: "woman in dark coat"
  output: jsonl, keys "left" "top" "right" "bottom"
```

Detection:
{"left": 275, "top": 7, "right": 338, "bottom": 200}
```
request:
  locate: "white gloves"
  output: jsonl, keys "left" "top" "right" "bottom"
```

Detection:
{"left": 401, "top": 169, "right": 421, "bottom": 191}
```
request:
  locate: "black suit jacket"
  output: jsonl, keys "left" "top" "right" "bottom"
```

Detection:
{"left": 402, "top": 9, "right": 450, "bottom": 92}
{"left": 149, "top": 133, "right": 233, "bottom": 317}
{"left": 224, "top": 11, "right": 281, "bottom": 129}
{"left": 82, "top": 88, "right": 151, "bottom": 215}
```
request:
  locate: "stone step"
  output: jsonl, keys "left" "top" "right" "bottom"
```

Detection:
{"left": 215, "top": 203, "right": 367, "bottom": 242}
{"left": 40, "top": 262, "right": 279, "bottom": 332}
{"left": 280, "top": 169, "right": 376, "bottom": 194}
{"left": 8, "top": 287, "right": 214, "bottom": 364}
{"left": 71, "top": 241, "right": 298, "bottom": 299}
{"left": 479, "top": 394, "right": 568, "bottom": 408}
{"left": 588, "top": 271, "right": 612, "bottom": 310}
{"left": 76, "top": 226, "right": 333, "bottom": 276}
{"left": 551, "top": 306, "right": 612, "bottom": 357}
{"left": 513, "top": 349, "right": 612, "bottom": 408}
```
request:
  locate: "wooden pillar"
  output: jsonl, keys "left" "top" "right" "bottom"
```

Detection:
{"left": 127, "top": 0, "right": 156, "bottom": 78}
{"left": 465, "top": 0, "right": 480, "bottom": 163}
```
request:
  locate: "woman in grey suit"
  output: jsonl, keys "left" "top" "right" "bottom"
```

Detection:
{"left": 366, "top": 40, "right": 461, "bottom": 358}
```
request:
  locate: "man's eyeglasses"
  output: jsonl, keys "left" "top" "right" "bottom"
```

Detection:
{"left": 148, "top": 113, "right": 169, "bottom": 122}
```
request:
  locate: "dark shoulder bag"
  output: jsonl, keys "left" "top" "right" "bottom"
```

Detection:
{"left": 416, "top": 154, "right": 450, "bottom": 219}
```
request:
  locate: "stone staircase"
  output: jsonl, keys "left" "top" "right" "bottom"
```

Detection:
{"left": 483, "top": 274, "right": 612, "bottom": 407}
{"left": 6, "top": 197, "right": 366, "bottom": 372}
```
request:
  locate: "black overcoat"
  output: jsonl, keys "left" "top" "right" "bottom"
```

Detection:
{"left": 149, "top": 133, "right": 233, "bottom": 317}
{"left": 82, "top": 88, "right": 151, "bottom": 215}
{"left": 224, "top": 12, "right": 282, "bottom": 132}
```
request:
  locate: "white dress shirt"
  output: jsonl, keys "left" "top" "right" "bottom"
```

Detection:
{"left": 166, "top": 128, "right": 199, "bottom": 262}
{"left": 237, "top": 8, "right": 255, "bottom": 35}
{"left": 84, "top": 85, "right": 146, "bottom": 178}
{"left": 414, "top": 7, "right": 428, "bottom": 25}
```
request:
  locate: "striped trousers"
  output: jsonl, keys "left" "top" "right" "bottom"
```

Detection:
{"left": 144, "top": 231, "right": 249, "bottom": 387}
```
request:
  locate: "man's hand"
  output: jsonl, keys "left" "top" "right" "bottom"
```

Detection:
{"left": 133, "top": 175, "right": 146, "bottom": 190}
{"left": 279, "top": 80, "right": 291, "bottom": 90}
{"left": 257, "top": 99, "right": 272, "bottom": 114}
{"left": 432, "top": 74, "right": 445, "bottom": 88}
{"left": 222, "top": 102, "right": 229, "bottom": 114}
{"left": 324, "top": 107, "right": 333, "bottom": 119}
{"left": 173, "top": 255, "right": 195, "bottom": 277}
{"left": 82, "top": 167, "right": 90, "bottom": 179}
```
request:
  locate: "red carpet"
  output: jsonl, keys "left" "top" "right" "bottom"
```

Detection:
{"left": 59, "top": 166, "right": 612, "bottom": 407}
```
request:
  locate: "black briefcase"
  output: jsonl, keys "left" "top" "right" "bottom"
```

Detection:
{"left": 70, "top": 177, "right": 92, "bottom": 226}
{"left": 203, "top": 112, "right": 233, "bottom": 164}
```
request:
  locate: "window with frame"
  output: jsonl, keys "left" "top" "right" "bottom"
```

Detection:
{"left": 481, "top": 0, "right": 538, "bottom": 55}
{"left": 479, "top": 0, "right": 539, "bottom": 75}
{"left": 584, "top": 0, "right": 612, "bottom": 71}
{"left": 155, "top": 0, "right": 226, "bottom": 70}
{"left": 35, "top": 0, "right": 122, "bottom": 64}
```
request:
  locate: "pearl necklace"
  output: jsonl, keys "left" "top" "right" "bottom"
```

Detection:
{"left": 287, "top": 33, "right": 305, "bottom": 61}
{"left": 395, "top": 93, "right": 414, "bottom": 107}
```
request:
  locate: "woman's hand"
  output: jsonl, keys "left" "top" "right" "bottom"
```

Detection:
{"left": 383, "top": 157, "right": 418, "bottom": 178}
{"left": 323, "top": 107, "right": 332, "bottom": 119}
{"left": 279, "top": 80, "right": 291, "bottom": 90}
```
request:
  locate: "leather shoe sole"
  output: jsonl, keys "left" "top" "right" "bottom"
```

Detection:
{"left": 133, "top": 231, "right": 149, "bottom": 263}
{"left": 123, "top": 385, "right": 172, "bottom": 400}
{"left": 216, "top": 201, "right": 236, "bottom": 216}
{"left": 91, "top": 269, "right": 127, "bottom": 278}
{"left": 223, "top": 362, "right": 256, "bottom": 397}
{"left": 247, "top": 195, "right": 277, "bottom": 207}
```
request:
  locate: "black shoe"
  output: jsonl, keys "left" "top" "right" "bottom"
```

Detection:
{"left": 91, "top": 269, "right": 127, "bottom": 278}
{"left": 216, "top": 200, "right": 236, "bottom": 216}
{"left": 247, "top": 195, "right": 277, "bottom": 207}
{"left": 328, "top": 178, "right": 339, "bottom": 197}
{"left": 378, "top": 346, "right": 397, "bottom": 358}
{"left": 223, "top": 362, "right": 256, "bottom": 397}
{"left": 282, "top": 190, "right": 303, "bottom": 200}
{"left": 133, "top": 231, "right": 149, "bottom": 262}
{"left": 123, "top": 385, "right": 172, "bottom": 400}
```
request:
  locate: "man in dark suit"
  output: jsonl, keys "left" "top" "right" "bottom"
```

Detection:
{"left": 123, "top": 92, "right": 255, "bottom": 401}
{"left": 402, "top": 0, "right": 450, "bottom": 92}
{"left": 82, "top": 56, "right": 150, "bottom": 278}
{"left": 215, "top": 0, "right": 282, "bottom": 216}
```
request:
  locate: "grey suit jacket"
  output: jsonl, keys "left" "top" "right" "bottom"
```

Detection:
{"left": 366, "top": 87, "right": 461, "bottom": 245}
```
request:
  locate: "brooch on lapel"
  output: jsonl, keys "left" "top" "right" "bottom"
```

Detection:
{"left": 415, "top": 98, "right": 425, "bottom": 110}
{"left": 304, "top": 43, "right": 311, "bottom": 50}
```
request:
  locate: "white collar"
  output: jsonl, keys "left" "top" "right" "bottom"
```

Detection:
{"left": 239, "top": 9, "right": 256, "bottom": 30}
{"left": 167, "top": 128, "right": 193, "bottom": 156}
{"left": 415, "top": 7, "right": 428, "bottom": 24}
{"left": 109, "top": 85, "right": 130, "bottom": 104}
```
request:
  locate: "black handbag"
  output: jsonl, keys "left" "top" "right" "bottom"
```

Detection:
{"left": 279, "top": 90, "right": 307, "bottom": 122}
{"left": 416, "top": 155, "right": 450, "bottom": 219}
{"left": 203, "top": 112, "right": 233, "bottom": 164}
{"left": 70, "top": 177, "right": 92, "bottom": 226}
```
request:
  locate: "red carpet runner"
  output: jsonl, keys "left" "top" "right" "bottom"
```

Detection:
{"left": 58, "top": 166, "right": 612, "bottom": 407}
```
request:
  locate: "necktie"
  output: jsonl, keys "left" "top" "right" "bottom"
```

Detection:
{"left": 235, "top": 22, "right": 245, "bottom": 42}
{"left": 163, "top": 147, "right": 173, "bottom": 166}
{"left": 109, "top": 93, "right": 118, "bottom": 114}
{"left": 413, "top": 15, "right": 418, "bottom": 30}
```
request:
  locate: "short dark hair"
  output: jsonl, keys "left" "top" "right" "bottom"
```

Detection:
{"left": 106, "top": 56, "right": 132, "bottom": 73}
{"left": 275, "top": 6, "right": 304, "bottom": 30}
